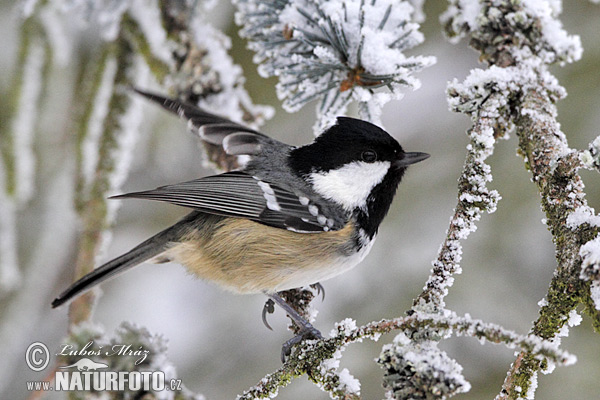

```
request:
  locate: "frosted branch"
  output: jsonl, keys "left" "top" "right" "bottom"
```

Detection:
{"left": 440, "top": 0, "right": 599, "bottom": 398}
{"left": 239, "top": 313, "right": 575, "bottom": 399}
{"left": 441, "top": 0, "right": 581, "bottom": 66}
{"left": 234, "top": 0, "right": 435, "bottom": 130}
{"left": 379, "top": 334, "right": 470, "bottom": 399}
{"left": 413, "top": 113, "right": 500, "bottom": 312}
{"left": 0, "top": 16, "right": 50, "bottom": 294}
{"left": 147, "top": 0, "right": 273, "bottom": 171}
{"left": 56, "top": 322, "right": 204, "bottom": 399}
{"left": 10, "top": 1, "right": 598, "bottom": 398}
{"left": 22, "top": 0, "right": 274, "bottom": 325}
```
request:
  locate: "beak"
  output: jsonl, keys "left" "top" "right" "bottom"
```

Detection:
{"left": 394, "top": 151, "right": 430, "bottom": 167}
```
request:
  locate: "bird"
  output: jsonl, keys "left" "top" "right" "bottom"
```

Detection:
{"left": 52, "top": 88, "right": 429, "bottom": 358}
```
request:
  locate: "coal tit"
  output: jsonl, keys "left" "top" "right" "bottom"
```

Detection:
{"left": 52, "top": 89, "right": 429, "bottom": 352}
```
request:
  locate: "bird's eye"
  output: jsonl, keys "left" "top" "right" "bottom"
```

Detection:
{"left": 361, "top": 150, "right": 377, "bottom": 163}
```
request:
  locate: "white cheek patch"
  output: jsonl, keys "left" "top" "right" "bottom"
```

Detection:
{"left": 309, "top": 161, "right": 391, "bottom": 211}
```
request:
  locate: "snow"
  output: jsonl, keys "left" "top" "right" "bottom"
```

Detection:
{"left": 12, "top": 38, "right": 45, "bottom": 204}
{"left": 442, "top": 0, "right": 582, "bottom": 65}
{"left": 0, "top": 192, "right": 20, "bottom": 292}
{"left": 540, "top": 309, "right": 581, "bottom": 375}
{"left": 188, "top": 20, "right": 274, "bottom": 129}
{"left": 129, "top": 0, "right": 174, "bottom": 66}
{"left": 590, "top": 281, "right": 600, "bottom": 311}
{"left": 567, "top": 206, "right": 600, "bottom": 229}
{"left": 407, "top": 0, "right": 425, "bottom": 22}
{"left": 379, "top": 333, "right": 471, "bottom": 398}
{"left": 537, "top": 297, "right": 548, "bottom": 307}
{"left": 40, "top": 6, "right": 73, "bottom": 65}
{"left": 567, "top": 309, "right": 582, "bottom": 327}
{"left": 417, "top": 76, "right": 503, "bottom": 307}
{"left": 109, "top": 79, "right": 145, "bottom": 192}
{"left": 20, "top": 0, "right": 40, "bottom": 17}
{"left": 235, "top": 0, "right": 435, "bottom": 132}
{"left": 579, "top": 235, "right": 600, "bottom": 280}
{"left": 590, "top": 135, "right": 600, "bottom": 167}
{"left": 55, "top": 0, "right": 132, "bottom": 41}
{"left": 520, "top": 0, "right": 582, "bottom": 64}
{"left": 316, "top": 346, "right": 361, "bottom": 397}
{"left": 80, "top": 57, "right": 148, "bottom": 266}
{"left": 338, "top": 368, "right": 360, "bottom": 394}
{"left": 519, "top": 371, "right": 538, "bottom": 400}
{"left": 330, "top": 318, "right": 358, "bottom": 338}
{"left": 105, "top": 57, "right": 150, "bottom": 222}
{"left": 442, "top": 0, "right": 482, "bottom": 32}
{"left": 82, "top": 56, "right": 118, "bottom": 190}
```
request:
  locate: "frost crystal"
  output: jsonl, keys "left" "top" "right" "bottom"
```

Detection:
{"left": 442, "top": 0, "right": 582, "bottom": 66}
{"left": 235, "top": 0, "right": 435, "bottom": 131}
{"left": 53, "top": 0, "right": 132, "bottom": 41}
{"left": 338, "top": 368, "right": 361, "bottom": 394}
{"left": 579, "top": 234, "right": 600, "bottom": 281}
{"left": 60, "top": 322, "right": 205, "bottom": 399}
{"left": 188, "top": 21, "right": 275, "bottom": 127}
{"left": 11, "top": 38, "right": 45, "bottom": 203}
{"left": 582, "top": 135, "right": 600, "bottom": 172}
{"left": 590, "top": 281, "right": 600, "bottom": 311}
{"left": 316, "top": 346, "right": 361, "bottom": 397}
{"left": 567, "top": 206, "right": 600, "bottom": 230}
{"left": 378, "top": 333, "right": 471, "bottom": 400}
{"left": 0, "top": 194, "right": 20, "bottom": 292}
{"left": 521, "top": 371, "right": 538, "bottom": 400}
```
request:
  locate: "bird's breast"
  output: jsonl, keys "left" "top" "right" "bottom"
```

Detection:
{"left": 163, "top": 216, "right": 375, "bottom": 294}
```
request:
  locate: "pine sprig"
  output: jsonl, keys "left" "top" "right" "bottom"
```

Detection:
{"left": 234, "top": 0, "right": 436, "bottom": 131}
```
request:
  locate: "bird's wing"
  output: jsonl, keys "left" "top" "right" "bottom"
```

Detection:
{"left": 133, "top": 88, "right": 279, "bottom": 157}
{"left": 112, "top": 171, "right": 344, "bottom": 233}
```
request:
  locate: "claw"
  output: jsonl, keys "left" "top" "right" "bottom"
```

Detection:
{"left": 281, "top": 326, "right": 323, "bottom": 362}
{"left": 264, "top": 291, "right": 324, "bottom": 362}
{"left": 262, "top": 299, "right": 275, "bottom": 331}
{"left": 311, "top": 283, "right": 325, "bottom": 301}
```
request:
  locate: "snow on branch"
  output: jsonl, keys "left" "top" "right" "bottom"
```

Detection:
{"left": 132, "top": 0, "right": 273, "bottom": 171}
{"left": 438, "top": 0, "right": 599, "bottom": 398}
{"left": 0, "top": 15, "right": 51, "bottom": 294}
{"left": 442, "top": 0, "right": 581, "bottom": 66}
{"left": 581, "top": 135, "right": 600, "bottom": 173}
{"left": 413, "top": 111, "right": 501, "bottom": 313}
{"left": 238, "top": 312, "right": 575, "bottom": 399}
{"left": 234, "top": 0, "right": 435, "bottom": 130}
{"left": 379, "top": 333, "right": 471, "bottom": 400}
{"left": 7, "top": 3, "right": 271, "bottom": 397}
{"left": 57, "top": 321, "right": 204, "bottom": 399}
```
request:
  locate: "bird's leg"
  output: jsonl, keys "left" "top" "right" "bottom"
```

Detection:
{"left": 266, "top": 291, "right": 323, "bottom": 362}
{"left": 262, "top": 284, "right": 324, "bottom": 331}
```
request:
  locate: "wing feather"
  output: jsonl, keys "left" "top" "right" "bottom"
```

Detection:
{"left": 112, "top": 172, "right": 339, "bottom": 232}
{"left": 133, "top": 88, "right": 271, "bottom": 157}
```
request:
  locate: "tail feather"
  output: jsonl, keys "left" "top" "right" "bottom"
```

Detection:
{"left": 52, "top": 229, "right": 174, "bottom": 308}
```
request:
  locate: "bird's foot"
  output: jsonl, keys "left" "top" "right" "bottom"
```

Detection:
{"left": 281, "top": 325, "right": 323, "bottom": 362}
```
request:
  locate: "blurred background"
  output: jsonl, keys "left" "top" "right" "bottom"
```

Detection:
{"left": 1, "top": 1, "right": 599, "bottom": 399}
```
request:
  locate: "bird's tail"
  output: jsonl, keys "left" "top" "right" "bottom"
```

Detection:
{"left": 52, "top": 223, "right": 181, "bottom": 308}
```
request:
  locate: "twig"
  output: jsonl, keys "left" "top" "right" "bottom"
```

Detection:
{"left": 239, "top": 313, "right": 575, "bottom": 399}
{"left": 442, "top": 1, "right": 598, "bottom": 398}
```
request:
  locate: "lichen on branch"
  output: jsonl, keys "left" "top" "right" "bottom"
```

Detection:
{"left": 438, "top": 1, "right": 600, "bottom": 399}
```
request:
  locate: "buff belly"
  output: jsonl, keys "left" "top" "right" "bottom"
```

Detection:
{"left": 157, "top": 216, "right": 373, "bottom": 294}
